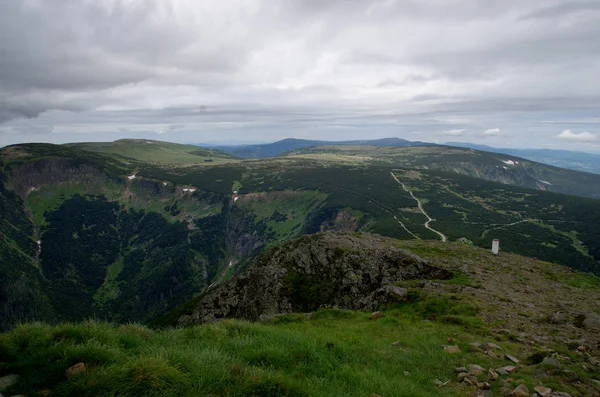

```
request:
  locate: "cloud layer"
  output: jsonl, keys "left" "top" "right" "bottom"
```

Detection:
{"left": 1, "top": 0, "right": 600, "bottom": 149}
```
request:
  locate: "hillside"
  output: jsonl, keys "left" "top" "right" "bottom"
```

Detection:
{"left": 282, "top": 145, "right": 600, "bottom": 199}
{"left": 446, "top": 142, "right": 600, "bottom": 175}
{"left": 66, "top": 139, "right": 235, "bottom": 165}
{"left": 2, "top": 140, "right": 600, "bottom": 331}
{"left": 213, "top": 137, "right": 434, "bottom": 158}
{"left": 2, "top": 234, "right": 600, "bottom": 397}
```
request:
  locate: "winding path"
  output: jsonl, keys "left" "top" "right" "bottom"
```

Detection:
{"left": 390, "top": 172, "right": 447, "bottom": 242}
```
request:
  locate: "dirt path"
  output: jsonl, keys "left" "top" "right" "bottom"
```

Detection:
{"left": 390, "top": 172, "right": 447, "bottom": 242}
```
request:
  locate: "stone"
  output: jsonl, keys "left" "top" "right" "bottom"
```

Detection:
{"left": 550, "top": 393, "right": 572, "bottom": 397}
{"left": 502, "top": 365, "right": 517, "bottom": 373}
{"left": 391, "top": 341, "right": 402, "bottom": 346}
{"left": 512, "top": 384, "right": 529, "bottom": 397}
{"left": 455, "top": 366, "right": 467, "bottom": 374}
{"left": 488, "top": 368, "right": 499, "bottom": 381}
{"left": 369, "top": 311, "right": 382, "bottom": 320}
{"left": 463, "top": 375, "right": 478, "bottom": 386}
{"left": 582, "top": 312, "right": 600, "bottom": 330}
{"left": 0, "top": 375, "right": 19, "bottom": 392}
{"left": 403, "top": 371, "right": 410, "bottom": 376}
{"left": 541, "top": 356, "right": 561, "bottom": 368}
{"left": 65, "top": 362, "right": 86, "bottom": 378}
{"left": 457, "top": 372, "right": 470, "bottom": 382}
{"left": 433, "top": 379, "right": 444, "bottom": 387}
{"left": 496, "top": 367, "right": 509, "bottom": 376}
{"left": 499, "top": 387, "right": 512, "bottom": 397}
{"left": 467, "top": 364, "right": 485, "bottom": 376}
{"left": 477, "top": 391, "right": 493, "bottom": 397}
{"left": 591, "top": 379, "right": 600, "bottom": 387}
{"left": 443, "top": 345, "right": 460, "bottom": 354}
{"left": 487, "top": 342, "right": 502, "bottom": 350}
{"left": 534, "top": 386, "right": 552, "bottom": 397}
{"left": 576, "top": 345, "right": 585, "bottom": 352}
{"left": 485, "top": 350, "right": 498, "bottom": 358}
{"left": 547, "top": 312, "right": 566, "bottom": 324}
{"left": 505, "top": 354, "right": 520, "bottom": 364}
{"left": 477, "top": 382, "right": 491, "bottom": 390}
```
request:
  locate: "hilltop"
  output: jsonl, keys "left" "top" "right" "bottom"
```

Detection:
{"left": 1, "top": 233, "right": 599, "bottom": 397}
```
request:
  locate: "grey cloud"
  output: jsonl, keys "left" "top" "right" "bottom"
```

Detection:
{"left": 1, "top": 0, "right": 600, "bottom": 151}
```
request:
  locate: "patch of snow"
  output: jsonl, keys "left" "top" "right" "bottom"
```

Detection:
{"left": 183, "top": 188, "right": 196, "bottom": 193}
{"left": 503, "top": 166, "right": 508, "bottom": 170}
{"left": 163, "top": 182, "right": 167, "bottom": 186}
{"left": 234, "top": 196, "right": 239, "bottom": 202}
{"left": 502, "top": 160, "right": 515, "bottom": 166}
{"left": 233, "top": 190, "right": 238, "bottom": 194}
{"left": 539, "top": 180, "right": 552, "bottom": 185}
{"left": 37, "top": 240, "right": 41, "bottom": 245}
{"left": 145, "top": 141, "right": 153, "bottom": 144}
{"left": 128, "top": 174, "right": 136, "bottom": 180}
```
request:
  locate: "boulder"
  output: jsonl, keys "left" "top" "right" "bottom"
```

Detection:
{"left": 0, "top": 375, "right": 19, "bottom": 392}
{"left": 582, "top": 312, "right": 600, "bottom": 330}
{"left": 467, "top": 364, "right": 485, "bottom": 376}
{"left": 505, "top": 354, "right": 520, "bottom": 364}
{"left": 443, "top": 345, "right": 460, "bottom": 354}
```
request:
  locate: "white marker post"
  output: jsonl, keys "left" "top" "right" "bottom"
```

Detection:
{"left": 491, "top": 239, "right": 500, "bottom": 255}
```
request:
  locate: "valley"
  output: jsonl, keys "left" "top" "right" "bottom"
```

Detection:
{"left": 2, "top": 139, "right": 600, "bottom": 331}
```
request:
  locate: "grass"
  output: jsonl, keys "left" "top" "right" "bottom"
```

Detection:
{"left": 0, "top": 304, "right": 496, "bottom": 397}
{"left": 66, "top": 140, "right": 236, "bottom": 166}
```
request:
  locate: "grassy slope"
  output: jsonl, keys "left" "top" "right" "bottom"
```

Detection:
{"left": 283, "top": 145, "right": 600, "bottom": 199}
{"left": 66, "top": 139, "right": 236, "bottom": 165}
{"left": 2, "top": 239, "right": 600, "bottom": 396}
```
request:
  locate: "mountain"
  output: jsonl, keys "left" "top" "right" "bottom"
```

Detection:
{"left": 3, "top": 233, "right": 600, "bottom": 397}
{"left": 212, "top": 137, "right": 434, "bottom": 158}
{"left": 446, "top": 142, "right": 600, "bottom": 175}
{"left": 282, "top": 144, "right": 600, "bottom": 199}
{"left": 2, "top": 139, "right": 600, "bottom": 332}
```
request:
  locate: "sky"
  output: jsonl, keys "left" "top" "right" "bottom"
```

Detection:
{"left": 1, "top": 0, "right": 600, "bottom": 151}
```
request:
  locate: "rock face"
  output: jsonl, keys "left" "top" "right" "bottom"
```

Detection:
{"left": 177, "top": 232, "right": 450, "bottom": 325}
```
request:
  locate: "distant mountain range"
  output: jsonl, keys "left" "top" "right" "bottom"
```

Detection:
{"left": 208, "top": 137, "right": 435, "bottom": 158}
{"left": 446, "top": 142, "right": 600, "bottom": 175}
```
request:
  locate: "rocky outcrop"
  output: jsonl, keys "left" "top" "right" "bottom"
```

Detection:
{"left": 177, "top": 232, "right": 451, "bottom": 325}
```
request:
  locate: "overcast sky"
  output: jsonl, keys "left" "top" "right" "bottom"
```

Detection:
{"left": 1, "top": 0, "right": 600, "bottom": 151}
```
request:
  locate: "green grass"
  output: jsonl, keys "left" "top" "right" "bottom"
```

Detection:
{"left": 66, "top": 140, "right": 235, "bottom": 165}
{"left": 0, "top": 306, "right": 496, "bottom": 397}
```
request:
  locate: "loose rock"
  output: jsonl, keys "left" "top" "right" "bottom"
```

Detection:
{"left": 369, "top": 311, "right": 382, "bottom": 320}
{"left": 488, "top": 368, "right": 499, "bottom": 381}
{"left": 512, "top": 384, "right": 529, "bottom": 397}
{"left": 65, "top": 362, "right": 86, "bottom": 378}
{"left": 541, "top": 356, "right": 561, "bottom": 368}
{"left": 477, "top": 382, "right": 491, "bottom": 390}
{"left": 467, "top": 364, "right": 485, "bottom": 376}
{"left": 443, "top": 345, "right": 460, "bottom": 354}
{"left": 433, "top": 379, "right": 443, "bottom": 387}
{"left": 505, "top": 354, "right": 520, "bottom": 364}
{"left": 0, "top": 375, "right": 19, "bottom": 392}
{"left": 534, "top": 385, "right": 552, "bottom": 397}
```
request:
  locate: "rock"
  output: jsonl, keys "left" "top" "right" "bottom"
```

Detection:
{"left": 582, "top": 312, "right": 600, "bottom": 330}
{"left": 0, "top": 375, "right": 19, "bottom": 392}
{"left": 512, "top": 384, "right": 529, "bottom": 397}
{"left": 467, "top": 364, "right": 485, "bottom": 376}
{"left": 499, "top": 387, "right": 512, "bottom": 397}
{"left": 65, "top": 362, "right": 86, "bottom": 378}
{"left": 550, "top": 393, "right": 572, "bottom": 397}
{"left": 591, "top": 379, "right": 600, "bottom": 387}
{"left": 485, "top": 350, "right": 498, "bottom": 358}
{"left": 433, "top": 379, "right": 444, "bottom": 387}
{"left": 391, "top": 341, "right": 403, "bottom": 346}
{"left": 488, "top": 368, "right": 499, "bottom": 381}
{"left": 541, "top": 356, "right": 561, "bottom": 368}
{"left": 505, "top": 354, "right": 520, "bottom": 364}
{"left": 457, "top": 372, "right": 470, "bottom": 382}
{"left": 496, "top": 367, "right": 509, "bottom": 376}
{"left": 477, "top": 382, "right": 491, "bottom": 390}
{"left": 534, "top": 386, "right": 552, "bottom": 397}
{"left": 403, "top": 371, "right": 410, "bottom": 376}
{"left": 443, "top": 345, "right": 460, "bottom": 354}
{"left": 500, "top": 365, "right": 517, "bottom": 373}
{"left": 455, "top": 366, "right": 467, "bottom": 374}
{"left": 369, "top": 312, "right": 382, "bottom": 320}
{"left": 463, "top": 375, "right": 478, "bottom": 386}
{"left": 477, "top": 391, "right": 493, "bottom": 397}
{"left": 177, "top": 232, "right": 450, "bottom": 325}
{"left": 576, "top": 345, "right": 586, "bottom": 352}
{"left": 487, "top": 342, "right": 502, "bottom": 350}
{"left": 547, "top": 312, "right": 567, "bottom": 324}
